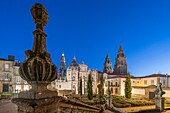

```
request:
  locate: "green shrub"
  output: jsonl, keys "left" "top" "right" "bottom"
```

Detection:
{"left": 0, "top": 94, "right": 12, "bottom": 99}
{"left": 113, "top": 101, "right": 131, "bottom": 108}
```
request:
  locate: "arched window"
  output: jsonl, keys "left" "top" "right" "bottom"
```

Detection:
{"left": 115, "top": 82, "right": 118, "bottom": 86}
{"left": 111, "top": 88, "right": 113, "bottom": 94}
{"left": 115, "top": 88, "right": 118, "bottom": 94}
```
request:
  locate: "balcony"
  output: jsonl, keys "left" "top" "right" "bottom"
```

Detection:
{"left": 1, "top": 78, "right": 12, "bottom": 82}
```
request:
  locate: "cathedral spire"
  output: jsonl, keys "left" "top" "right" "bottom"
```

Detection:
{"left": 113, "top": 44, "right": 127, "bottom": 74}
{"left": 103, "top": 54, "right": 113, "bottom": 73}
{"left": 118, "top": 43, "right": 125, "bottom": 57}
{"left": 60, "top": 52, "right": 66, "bottom": 80}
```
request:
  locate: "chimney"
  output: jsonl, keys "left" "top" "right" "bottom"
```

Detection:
{"left": 8, "top": 55, "right": 15, "bottom": 61}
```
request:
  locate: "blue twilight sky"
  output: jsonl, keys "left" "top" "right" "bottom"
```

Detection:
{"left": 0, "top": 0, "right": 170, "bottom": 76}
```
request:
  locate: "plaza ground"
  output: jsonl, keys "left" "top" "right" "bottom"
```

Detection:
{"left": 0, "top": 99, "right": 17, "bottom": 113}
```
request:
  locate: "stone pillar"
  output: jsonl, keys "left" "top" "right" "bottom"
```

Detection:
{"left": 12, "top": 3, "right": 58, "bottom": 113}
{"left": 155, "top": 97, "right": 165, "bottom": 112}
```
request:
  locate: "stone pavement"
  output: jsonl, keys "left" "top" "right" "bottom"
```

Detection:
{"left": 120, "top": 105, "right": 170, "bottom": 113}
{"left": 0, "top": 99, "right": 17, "bottom": 113}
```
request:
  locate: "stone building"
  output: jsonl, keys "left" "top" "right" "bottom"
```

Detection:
{"left": 0, "top": 55, "right": 30, "bottom": 93}
{"left": 54, "top": 54, "right": 98, "bottom": 96}
{"left": 101, "top": 44, "right": 170, "bottom": 99}
{"left": 104, "top": 73, "right": 170, "bottom": 99}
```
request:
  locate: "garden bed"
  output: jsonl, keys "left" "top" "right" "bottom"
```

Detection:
{"left": 112, "top": 95, "right": 154, "bottom": 108}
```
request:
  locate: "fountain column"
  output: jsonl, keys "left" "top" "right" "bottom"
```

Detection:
{"left": 12, "top": 3, "right": 59, "bottom": 113}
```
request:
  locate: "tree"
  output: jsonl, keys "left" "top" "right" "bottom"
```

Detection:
{"left": 100, "top": 74, "right": 104, "bottom": 96}
{"left": 87, "top": 74, "right": 93, "bottom": 100}
{"left": 125, "top": 73, "right": 132, "bottom": 99}
{"left": 79, "top": 77, "right": 82, "bottom": 95}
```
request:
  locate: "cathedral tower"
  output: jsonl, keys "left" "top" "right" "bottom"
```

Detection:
{"left": 59, "top": 53, "right": 66, "bottom": 80}
{"left": 113, "top": 44, "right": 127, "bottom": 74}
{"left": 103, "top": 54, "right": 113, "bottom": 73}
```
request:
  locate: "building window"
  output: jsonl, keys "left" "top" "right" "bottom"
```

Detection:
{"left": 115, "top": 82, "right": 118, "bottom": 86}
{"left": 3, "top": 83, "right": 9, "bottom": 92}
{"left": 59, "top": 85, "right": 61, "bottom": 88}
{"left": 133, "top": 81, "right": 135, "bottom": 83}
{"left": 4, "top": 64, "right": 9, "bottom": 71}
{"left": 16, "top": 77, "right": 20, "bottom": 83}
{"left": 144, "top": 80, "right": 147, "bottom": 85}
{"left": 111, "top": 82, "right": 113, "bottom": 86}
{"left": 4, "top": 73, "right": 9, "bottom": 81}
{"left": 115, "top": 88, "right": 118, "bottom": 94}
{"left": 92, "top": 77, "right": 94, "bottom": 82}
{"left": 151, "top": 80, "right": 154, "bottom": 84}
{"left": 72, "top": 76, "right": 75, "bottom": 81}
{"left": 111, "top": 88, "right": 113, "bottom": 94}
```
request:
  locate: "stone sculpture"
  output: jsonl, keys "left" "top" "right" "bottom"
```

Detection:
{"left": 105, "top": 81, "right": 113, "bottom": 109}
{"left": 155, "top": 82, "right": 166, "bottom": 112}
{"left": 155, "top": 82, "right": 165, "bottom": 99}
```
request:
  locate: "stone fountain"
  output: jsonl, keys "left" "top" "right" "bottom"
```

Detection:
{"left": 12, "top": 3, "right": 101, "bottom": 113}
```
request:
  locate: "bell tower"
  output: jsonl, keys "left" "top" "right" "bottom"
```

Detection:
{"left": 113, "top": 44, "right": 127, "bottom": 74}
{"left": 103, "top": 54, "right": 113, "bottom": 73}
{"left": 59, "top": 53, "right": 66, "bottom": 80}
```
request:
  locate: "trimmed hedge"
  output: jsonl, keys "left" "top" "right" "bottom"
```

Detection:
{"left": 112, "top": 95, "right": 154, "bottom": 108}
{"left": 0, "top": 93, "right": 12, "bottom": 99}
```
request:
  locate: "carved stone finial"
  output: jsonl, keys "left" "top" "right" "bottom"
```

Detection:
{"left": 18, "top": 3, "right": 58, "bottom": 99}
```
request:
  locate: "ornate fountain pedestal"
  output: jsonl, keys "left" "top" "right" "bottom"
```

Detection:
{"left": 12, "top": 3, "right": 59, "bottom": 113}
{"left": 12, "top": 3, "right": 101, "bottom": 113}
{"left": 12, "top": 96, "right": 63, "bottom": 113}
{"left": 18, "top": 82, "right": 57, "bottom": 99}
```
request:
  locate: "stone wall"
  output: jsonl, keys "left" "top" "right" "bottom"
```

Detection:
{"left": 131, "top": 86, "right": 170, "bottom": 99}
{"left": 132, "top": 87, "right": 145, "bottom": 95}
{"left": 12, "top": 96, "right": 101, "bottom": 113}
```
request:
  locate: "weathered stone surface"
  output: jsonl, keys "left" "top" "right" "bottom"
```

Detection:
{"left": 18, "top": 83, "right": 57, "bottom": 99}
{"left": 12, "top": 96, "right": 101, "bottom": 113}
{"left": 155, "top": 83, "right": 166, "bottom": 112}
{"left": 155, "top": 98, "right": 165, "bottom": 112}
